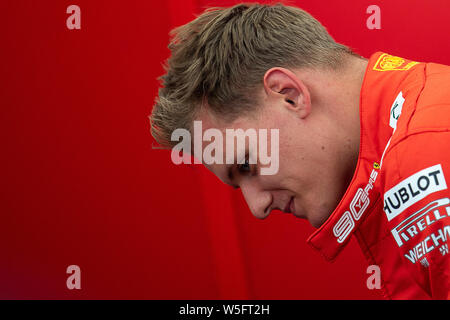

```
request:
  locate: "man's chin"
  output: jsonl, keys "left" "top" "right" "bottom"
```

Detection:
{"left": 305, "top": 211, "right": 332, "bottom": 229}
{"left": 279, "top": 210, "right": 328, "bottom": 229}
{"left": 291, "top": 208, "right": 321, "bottom": 227}
{"left": 309, "top": 219, "right": 325, "bottom": 229}
{"left": 292, "top": 211, "right": 306, "bottom": 220}
{"left": 305, "top": 200, "right": 341, "bottom": 228}
{"left": 289, "top": 203, "right": 333, "bottom": 228}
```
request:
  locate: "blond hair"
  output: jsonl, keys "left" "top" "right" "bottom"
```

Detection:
{"left": 150, "top": 2, "right": 356, "bottom": 148}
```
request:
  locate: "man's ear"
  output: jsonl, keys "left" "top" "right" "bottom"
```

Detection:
{"left": 263, "top": 67, "right": 311, "bottom": 119}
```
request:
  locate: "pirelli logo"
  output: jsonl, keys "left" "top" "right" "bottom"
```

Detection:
{"left": 391, "top": 198, "right": 450, "bottom": 247}
{"left": 373, "top": 53, "right": 419, "bottom": 72}
{"left": 384, "top": 164, "right": 448, "bottom": 221}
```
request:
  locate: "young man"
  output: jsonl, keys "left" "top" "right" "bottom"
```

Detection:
{"left": 150, "top": 3, "right": 450, "bottom": 299}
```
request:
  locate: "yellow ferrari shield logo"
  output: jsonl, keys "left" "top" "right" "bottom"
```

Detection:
{"left": 373, "top": 53, "right": 419, "bottom": 71}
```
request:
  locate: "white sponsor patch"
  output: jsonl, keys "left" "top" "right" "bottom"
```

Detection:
{"left": 389, "top": 92, "right": 405, "bottom": 130}
{"left": 384, "top": 164, "right": 447, "bottom": 221}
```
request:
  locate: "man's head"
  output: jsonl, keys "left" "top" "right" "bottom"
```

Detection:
{"left": 150, "top": 3, "right": 366, "bottom": 227}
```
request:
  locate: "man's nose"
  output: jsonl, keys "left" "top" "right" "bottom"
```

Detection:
{"left": 239, "top": 181, "right": 271, "bottom": 219}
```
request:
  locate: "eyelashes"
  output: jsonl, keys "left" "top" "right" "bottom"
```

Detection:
{"left": 237, "top": 158, "right": 251, "bottom": 174}
{"left": 236, "top": 154, "right": 258, "bottom": 176}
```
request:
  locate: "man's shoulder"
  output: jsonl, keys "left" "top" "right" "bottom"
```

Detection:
{"left": 382, "top": 130, "right": 450, "bottom": 188}
{"left": 405, "top": 61, "right": 450, "bottom": 134}
{"left": 381, "top": 75, "right": 450, "bottom": 185}
{"left": 385, "top": 60, "right": 450, "bottom": 153}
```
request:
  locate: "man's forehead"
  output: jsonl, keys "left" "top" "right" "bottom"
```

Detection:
{"left": 194, "top": 111, "right": 255, "bottom": 154}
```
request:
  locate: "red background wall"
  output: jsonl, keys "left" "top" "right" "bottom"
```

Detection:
{"left": 1, "top": 0, "right": 449, "bottom": 299}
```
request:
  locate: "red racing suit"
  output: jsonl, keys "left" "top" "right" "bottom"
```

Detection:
{"left": 307, "top": 52, "right": 450, "bottom": 299}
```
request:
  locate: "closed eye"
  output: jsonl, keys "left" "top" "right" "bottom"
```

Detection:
{"left": 237, "top": 158, "right": 251, "bottom": 174}
{"left": 227, "top": 153, "right": 258, "bottom": 188}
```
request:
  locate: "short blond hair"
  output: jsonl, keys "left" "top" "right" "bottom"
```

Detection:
{"left": 150, "top": 2, "right": 356, "bottom": 148}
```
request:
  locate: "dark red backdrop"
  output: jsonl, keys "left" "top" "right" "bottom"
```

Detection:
{"left": 1, "top": 0, "right": 449, "bottom": 299}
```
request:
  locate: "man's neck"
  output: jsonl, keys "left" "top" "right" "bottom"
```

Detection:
{"left": 306, "top": 55, "right": 369, "bottom": 199}
{"left": 340, "top": 56, "right": 369, "bottom": 189}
